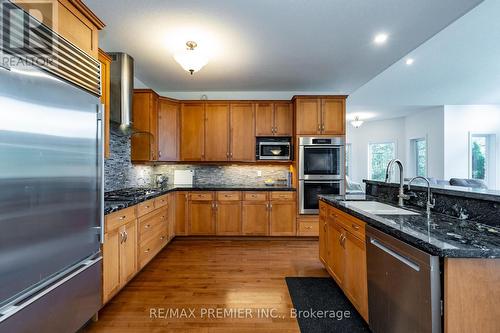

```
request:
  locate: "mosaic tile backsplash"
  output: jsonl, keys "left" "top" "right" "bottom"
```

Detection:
{"left": 104, "top": 125, "right": 290, "bottom": 191}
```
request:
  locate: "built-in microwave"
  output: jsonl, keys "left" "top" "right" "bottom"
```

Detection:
{"left": 256, "top": 137, "right": 292, "bottom": 160}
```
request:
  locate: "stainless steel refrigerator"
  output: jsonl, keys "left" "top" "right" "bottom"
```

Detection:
{"left": 0, "top": 2, "right": 104, "bottom": 332}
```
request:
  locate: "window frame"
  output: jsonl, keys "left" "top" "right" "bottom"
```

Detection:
{"left": 410, "top": 137, "right": 428, "bottom": 177}
{"left": 468, "top": 133, "right": 495, "bottom": 184}
{"left": 368, "top": 141, "right": 397, "bottom": 181}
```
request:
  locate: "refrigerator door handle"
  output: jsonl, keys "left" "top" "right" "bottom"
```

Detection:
{"left": 97, "top": 104, "right": 105, "bottom": 244}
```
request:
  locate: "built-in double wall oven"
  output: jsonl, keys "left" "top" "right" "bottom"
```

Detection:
{"left": 299, "top": 137, "right": 345, "bottom": 214}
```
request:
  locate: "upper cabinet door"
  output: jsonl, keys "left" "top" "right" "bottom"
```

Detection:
{"left": 98, "top": 49, "right": 111, "bottom": 158}
{"left": 274, "top": 102, "right": 293, "bottom": 136}
{"left": 180, "top": 103, "right": 205, "bottom": 161}
{"left": 205, "top": 103, "right": 230, "bottom": 161}
{"left": 296, "top": 98, "right": 321, "bottom": 135}
{"left": 158, "top": 98, "right": 179, "bottom": 161}
{"left": 321, "top": 98, "right": 345, "bottom": 135}
{"left": 132, "top": 90, "right": 158, "bottom": 162}
{"left": 230, "top": 103, "right": 255, "bottom": 162}
{"left": 255, "top": 103, "right": 274, "bottom": 136}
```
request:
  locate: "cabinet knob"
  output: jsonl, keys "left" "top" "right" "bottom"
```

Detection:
{"left": 145, "top": 248, "right": 150, "bottom": 253}
{"left": 351, "top": 223, "right": 360, "bottom": 230}
{"left": 158, "top": 151, "right": 162, "bottom": 158}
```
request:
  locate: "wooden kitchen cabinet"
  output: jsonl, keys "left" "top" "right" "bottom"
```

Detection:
{"left": 242, "top": 202, "right": 269, "bottom": 235}
{"left": 102, "top": 218, "right": 137, "bottom": 303}
{"left": 119, "top": 220, "right": 137, "bottom": 283}
{"left": 189, "top": 200, "right": 216, "bottom": 235}
{"left": 327, "top": 218, "right": 345, "bottom": 285}
{"left": 102, "top": 228, "right": 120, "bottom": 303}
{"left": 273, "top": 103, "right": 293, "bottom": 136}
{"left": 319, "top": 202, "right": 369, "bottom": 322}
{"left": 255, "top": 103, "right": 274, "bottom": 136}
{"left": 158, "top": 98, "right": 180, "bottom": 161}
{"left": 98, "top": 49, "right": 111, "bottom": 158}
{"left": 343, "top": 231, "right": 368, "bottom": 320}
{"left": 175, "top": 192, "right": 188, "bottom": 235}
{"left": 255, "top": 102, "right": 292, "bottom": 136}
{"left": 295, "top": 96, "right": 346, "bottom": 135}
{"left": 205, "top": 103, "right": 230, "bottom": 161}
{"left": 269, "top": 192, "right": 296, "bottom": 236}
{"left": 321, "top": 98, "right": 345, "bottom": 135}
{"left": 216, "top": 201, "right": 242, "bottom": 235}
{"left": 230, "top": 103, "right": 255, "bottom": 161}
{"left": 14, "top": 0, "right": 105, "bottom": 59}
{"left": 180, "top": 103, "right": 206, "bottom": 161}
{"left": 132, "top": 89, "right": 159, "bottom": 162}
{"left": 295, "top": 98, "right": 321, "bottom": 135}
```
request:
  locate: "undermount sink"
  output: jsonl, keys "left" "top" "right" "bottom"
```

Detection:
{"left": 345, "top": 201, "right": 419, "bottom": 215}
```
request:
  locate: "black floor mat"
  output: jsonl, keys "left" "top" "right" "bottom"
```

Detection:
{"left": 285, "top": 277, "right": 371, "bottom": 333}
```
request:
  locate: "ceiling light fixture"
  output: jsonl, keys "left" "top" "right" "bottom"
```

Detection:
{"left": 350, "top": 116, "right": 364, "bottom": 128}
{"left": 174, "top": 41, "right": 208, "bottom": 75}
{"left": 405, "top": 58, "right": 414, "bottom": 65}
{"left": 374, "top": 33, "right": 388, "bottom": 44}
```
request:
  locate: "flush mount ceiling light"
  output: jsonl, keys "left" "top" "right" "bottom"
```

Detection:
{"left": 174, "top": 41, "right": 208, "bottom": 75}
{"left": 350, "top": 116, "right": 364, "bottom": 128}
{"left": 374, "top": 33, "right": 388, "bottom": 44}
{"left": 405, "top": 58, "right": 414, "bottom": 65}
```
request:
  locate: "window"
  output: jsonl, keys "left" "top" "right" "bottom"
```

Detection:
{"left": 369, "top": 142, "right": 396, "bottom": 181}
{"left": 345, "top": 144, "right": 352, "bottom": 177}
{"left": 411, "top": 138, "right": 427, "bottom": 177}
{"left": 469, "top": 134, "right": 497, "bottom": 183}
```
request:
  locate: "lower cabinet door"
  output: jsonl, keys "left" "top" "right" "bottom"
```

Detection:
{"left": 119, "top": 220, "right": 137, "bottom": 284}
{"left": 102, "top": 229, "right": 121, "bottom": 303}
{"left": 319, "top": 215, "right": 328, "bottom": 264}
{"left": 327, "top": 219, "right": 345, "bottom": 285}
{"left": 189, "top": 201, "right": 216, "bottom": 235}
{"left": 216, "top": 201, "right": 242, "bottom": 235}
{"left": 242, "top": 202, "right": 269, "bottom": 235}
{"left": 344, "top": 232, "right": 369, "bottom": 322}
{"left": 270, "top": 201, "right": 296, "bottom": 236}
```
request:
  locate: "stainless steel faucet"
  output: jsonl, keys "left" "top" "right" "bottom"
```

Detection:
{"left": 408, "top": 176, "right": 436, "bottom": 217}
{"left": 385, "top": 159, "right": 409, "bottom": 207}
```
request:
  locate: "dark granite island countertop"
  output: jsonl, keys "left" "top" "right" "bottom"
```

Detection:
{"left": 105, "top": 184, "right": 296, "bottom": 215}
{"left": 319, "top": 194, "right": 500, "bottom": 258}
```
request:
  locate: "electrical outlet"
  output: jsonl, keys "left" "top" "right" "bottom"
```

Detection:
{"left": 257, "top": 170, "right": 262, "bottom": 176}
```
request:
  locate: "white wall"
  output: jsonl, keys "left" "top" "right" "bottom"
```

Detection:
{"left": 404, "top": 106, "right": 445, "bottom": 179}
{"left": 444, "top": 105, "right": 500, "bottom": 189}
{"left": 346, "top": 117, "right": 406, "bottom": 184}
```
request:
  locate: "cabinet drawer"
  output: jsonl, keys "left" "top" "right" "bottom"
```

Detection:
{"left": 217, "top": 191, "right": 241, "bottom": 201}
{"left": 270, "top": 191, "right": 295, "bottom": 201}
{"left": 137, "top": 199, "right": 155, "bottom": 217}
{"left": 243, "top": 192, "right": 268, "bottom": 201}
{"left": 138, "top": 233, "right": 166, "bottom": 268}
{"left": 138, "top": 208, "right": 167, "bottom": 238}
{"left": 331, "top": 207, "right": 365, "bottom": 240}
{"left": 298, "top": 221, "right": 319, "bottom": 236}
{"left": 154, "top": 195, "right": 169, "bottom": 208}
{"left": 189, "top": 192, "right": 214, "bottom": 201}
{"left": 105, "top": 206, "right": 136, "bottom": 232}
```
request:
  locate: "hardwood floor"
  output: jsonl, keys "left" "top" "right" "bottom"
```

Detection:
{"left": 85, "top": 239, "right": 327, "bottom": 333}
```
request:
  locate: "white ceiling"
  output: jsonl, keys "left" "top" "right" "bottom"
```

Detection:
{"left": 85, "top": 0, "right": 482, "bottom": 93}
{"left": 348, "top": 0, "right": 500, "bottom": 120}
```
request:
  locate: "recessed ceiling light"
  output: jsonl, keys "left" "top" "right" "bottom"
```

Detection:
{"left": 374, "top": 33, "right": 388, "bottom": 44}
{"left": 405, "top": 58, "right": 414, "bottom": 65}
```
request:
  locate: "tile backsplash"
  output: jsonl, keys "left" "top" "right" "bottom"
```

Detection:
{"left": 104, "top": 125, "right": 290, "bottom": 191}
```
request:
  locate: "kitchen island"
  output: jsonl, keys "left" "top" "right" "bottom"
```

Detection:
{"left": 319, "top": 191, "right": 500, "bottom": 333}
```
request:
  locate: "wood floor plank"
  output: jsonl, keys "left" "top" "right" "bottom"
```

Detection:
{"left": 84, "top": 239, "right": 327, "bottom": 332}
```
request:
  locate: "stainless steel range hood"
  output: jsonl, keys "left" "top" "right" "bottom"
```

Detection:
{"left": 109, "top": 52, "right": 134, "bottom": 132}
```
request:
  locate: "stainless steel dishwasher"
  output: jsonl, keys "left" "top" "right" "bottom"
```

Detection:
{"left": 366, "top": 226, "right": 441, "bottom": 333}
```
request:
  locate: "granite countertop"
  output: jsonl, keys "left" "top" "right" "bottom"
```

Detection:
{"left": 105, "top": 184, "right": 295, "bottom": 215}
{"left": 319, "top": 194, "right": 500, "bottom": 258}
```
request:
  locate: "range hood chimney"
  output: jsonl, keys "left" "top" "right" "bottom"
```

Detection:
{"left": 109, "top": 52, "right": 134, "bottom": 133}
